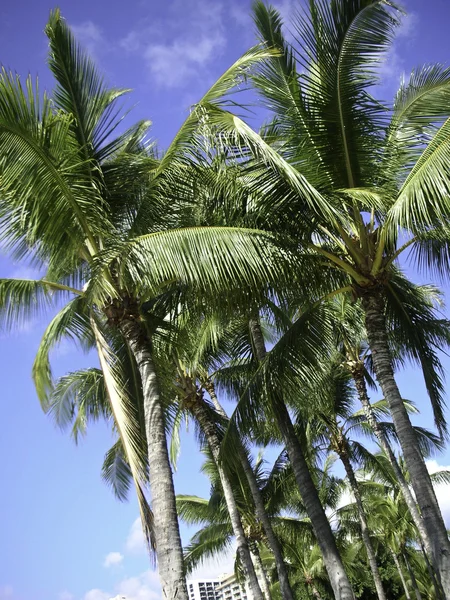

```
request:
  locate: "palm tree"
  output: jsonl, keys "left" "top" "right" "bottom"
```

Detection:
{"left": 0, "top": 12, "right": 286, "bottom": 599}
{"left": 199, "top": 1, "right": 450, "bottom": 591}
{"left": 177, "top": 452, "right": 274, "bottom": 598}
{"left": 173, "top": 358, "right": 266, "bottom": 600}
{"left": 331, "top": 287, "right": 450, "bottom": 571}
{"left": 167, "top": 306, "right": 297, "bottom": 600}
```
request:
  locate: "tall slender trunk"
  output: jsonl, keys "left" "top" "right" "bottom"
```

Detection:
{"left": 190, "top": 398, "right": 265, "bottom": 600}
{"left": 351, "top": 368, "right": 434, "bottom": 558}
{"left": 354, "top": 369, "right": 446, "bottom": 599}
{"left": 205, "top": 380, "right": 295, "bottom": 600}
{"left": 249, "top": 319, "right": 355, "bottom": 600}
{"left": 311, "top": 585, "right": 324, "bottom": 600}
{"left": 420, "top": 540, "right": 445, "bottom": 600}
{"left": 250, "top": 541, "right": 272, "bottom": 600}
{"left": 360, "top": 290, "right": 450, "bottom": 599}
{"left": 403, "top": 552, "right": 423, "bottom": 600}
{"left": 337, "top": 438, "right": 387, "bottom": 600}
{"left": 392, "top": 551, "right": 411, "bottom": 600}
{"left": 119, "top": 318, "right": 188, "bottom": 600}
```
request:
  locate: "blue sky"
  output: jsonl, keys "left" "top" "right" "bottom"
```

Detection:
{"left": 1, "top": 1, "right": 450, "bottom": 600}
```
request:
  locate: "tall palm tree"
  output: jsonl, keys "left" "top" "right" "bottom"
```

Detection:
{"left": 177, "top": 452, "right": 275, "bottom": 598}
{"left": 330, "top": 285, "right": 450, "bottom": 571}
{"left": 199, "top": 1, "right": 450, "bottom": 591}
{"left": 0, "top": 12, "right": 286, "bottom": 599}
{"left": 173, "top": 358, "right": 265, "bottom": 600}
{"left": 168, "top": 306, "right": 297, "bottom": 600}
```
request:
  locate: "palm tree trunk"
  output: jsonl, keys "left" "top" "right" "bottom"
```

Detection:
{"left": 249, "top": 541, "right": 272, "bottom": 600}
{"left": 360, "top": 289, "right": 450, "bottom": 599}
{"left": 403, "top": 552, "right": 423, "bottom": 600}
{"left": 205, "top": 380, "right": 295, "bottom": 600}
{"left": 119, "top": 318, "right": 188, "bottom": 600}
{"left": 351, "top": 367, "right": 435, "bottom": 560}
{"left": 337, "top": 440, "right": 387, "bottom": 600}
{"left": 311, "top": 585, "right": 323, "bottom": 600}
{"left": 249, "top": 319, "right": 355, "bottom": 600}
{"left": 392, "top": 551, "right": 411, "bottom": 600}
{"left": 190, "top": 398, "right": 265, "bottom": 600}
{"left": 420, "top": 540, "right": 446, "bottom": 600}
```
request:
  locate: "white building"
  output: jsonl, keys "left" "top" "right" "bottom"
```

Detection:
{"left": 216, "top": 573, "right": 248, "bottom": 600}
{"left": 187, "top": 578, "right": 220, "bottom": 600}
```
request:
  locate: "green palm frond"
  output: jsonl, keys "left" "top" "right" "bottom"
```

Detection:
{"left": 107, "top": 226, "right": 290, "bottom": 300}
{"left": 430, "top": 469, "right": 450, "bottom": 485}
{"left": 33, "top": 295, "right": 93, "bottom": 408}
{"left": 45, "top": 9, "right": 132, "bottom": 161}
{"left": 0, "top": 68, "right": 109, "bottom": 261}
{"left": 0, "top": 278, "right": 56, "bottom": 332}
{"left": 48, "top": 367, "right": 110, "bottom": 442}
{"left": 183, "top": 522, "right": 234, "bottom": 574}
{"left": 102, "top": 439, "right": 133, "bottom": 501}
{"left": 387, "top": 64, "right": 450, "bottom": 168}
{"left": 91, "top": 315, "right": 155, "bottom": 557}
{"left": 385, "top": 274, "right": 450, "bottom": 437}
{"left": 158, "top": 45, "right": 277, "bottom": 171}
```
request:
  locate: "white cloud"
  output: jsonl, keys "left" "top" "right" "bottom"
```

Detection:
{"left": 83, "top": 570, "right": 161, "bottom": 600}
{"left": 71, "top": 21, "right": 105, "bottom": 59}
{"left": 83, "top": 590, "right": 110, "bottom": 600}
{"left": 59, "top": 592, "right": 74, "bottom": 600}
{"left": 103, "top": 551, "right": 124, "bottom": 568}
{"left": 9, "top": 265, "right": 41, "bottom": 280}
{"left": 126, "top": 518, "right": 146, "bottom": 555}
{"left": 426, "top": 459, "right": 450, "bottom": 526}
{"left": 189, "top": 546, "right": 236, "bottom": 580}
{"left": 378, "top": 11, "right": 418, "bottom": 91}
{"left": 120, "top": 0, "right": 227, "bottom": 88}
{"left": 116, "top": 570, "right": 161, "bottom": 600}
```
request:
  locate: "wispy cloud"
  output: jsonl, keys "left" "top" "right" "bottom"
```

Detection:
{"left": 71, "top": 21, "right": 106, "bottom": 60}
{"left": 426, "top": 459, "right": 450, "bottom": 526}
{"left": 120, "top": 0, "right": 227, "bottom": 88}
{"left": 83, "top": 590, "right": 110, "bottom": 600}
{"left": 125, "top": 517, "right": 146, "bottom": 554}
{"left": 103, "top": 551, "right": 124, "bottom": 568}
{"left": 84, "top": 570, "right": 161, "bottom": 600}
{"left": 58, "top": 592, "right": 74, "bottom": 600}
{"left": 378, "top": 11, "right": 418, "bottom": 93}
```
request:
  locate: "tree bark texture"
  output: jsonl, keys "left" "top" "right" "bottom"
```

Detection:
{"left": 392, "top": 552, "right": 411, "bottom": 600}
{"left": 361, "top": 290, "right": 450, "bottom": 599}
{"left": 249, "top": 541, "right": 272, "bottom": 600}
{"left": 248, "top": 319, "right": 356, "bottom": 600}
{"left": 190, "top": 398, "right": 265, "bottom": 600}
{"left": 403, "top": 552, "right": 423, "bottom": 600}
{"left": 337, "top": 439, "right": 387, "bottom": 600}
{"left": 206, "top": 381, "right": 295, "bottom": 600}
{"left": 352, "top": 368, "right": 435, "bottom": 561}
{"left": 119, "top": 318, "right": 188, "bottom": 600}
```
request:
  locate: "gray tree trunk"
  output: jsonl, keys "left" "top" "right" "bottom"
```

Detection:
{"left": 119, "top": 318, "right": 188, "bottom": 600}
{"left": 420, "top": 541, "right": 445, "bottom": 600}
{"left": 311, "top": 585, "right": 323, "bottom": 600}
{"left": 361, "top": 290, "right": 450, "bottom": 599}
{"left": 403, "top": 552, "right": 423, "bottom": 600}
{"left": 249, "top": 319, "right": 355, "bottom": 600}
{"left": 190, "top": 398, "right": 265, "bottom": 600}
{"left": 392, "top": 552, "right": 411, "bottom": 600}
{"left": 337, "top": 440, "right": 387, "bottom": 600}
{"left": 250, "top": 541, "right": 272, "bottom": 600}
{"left": 205, "top": 380, "right": 295, "bottom": 600}
{"left": 352, "top": 368, "right": 435, "bottom": 559}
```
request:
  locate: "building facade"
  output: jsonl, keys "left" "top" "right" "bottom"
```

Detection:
{"left": 215, "top": 573, "right": 248, "bottom": 600}
{"left": 187, "top": 578, "right": 220, "bottom": 600}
